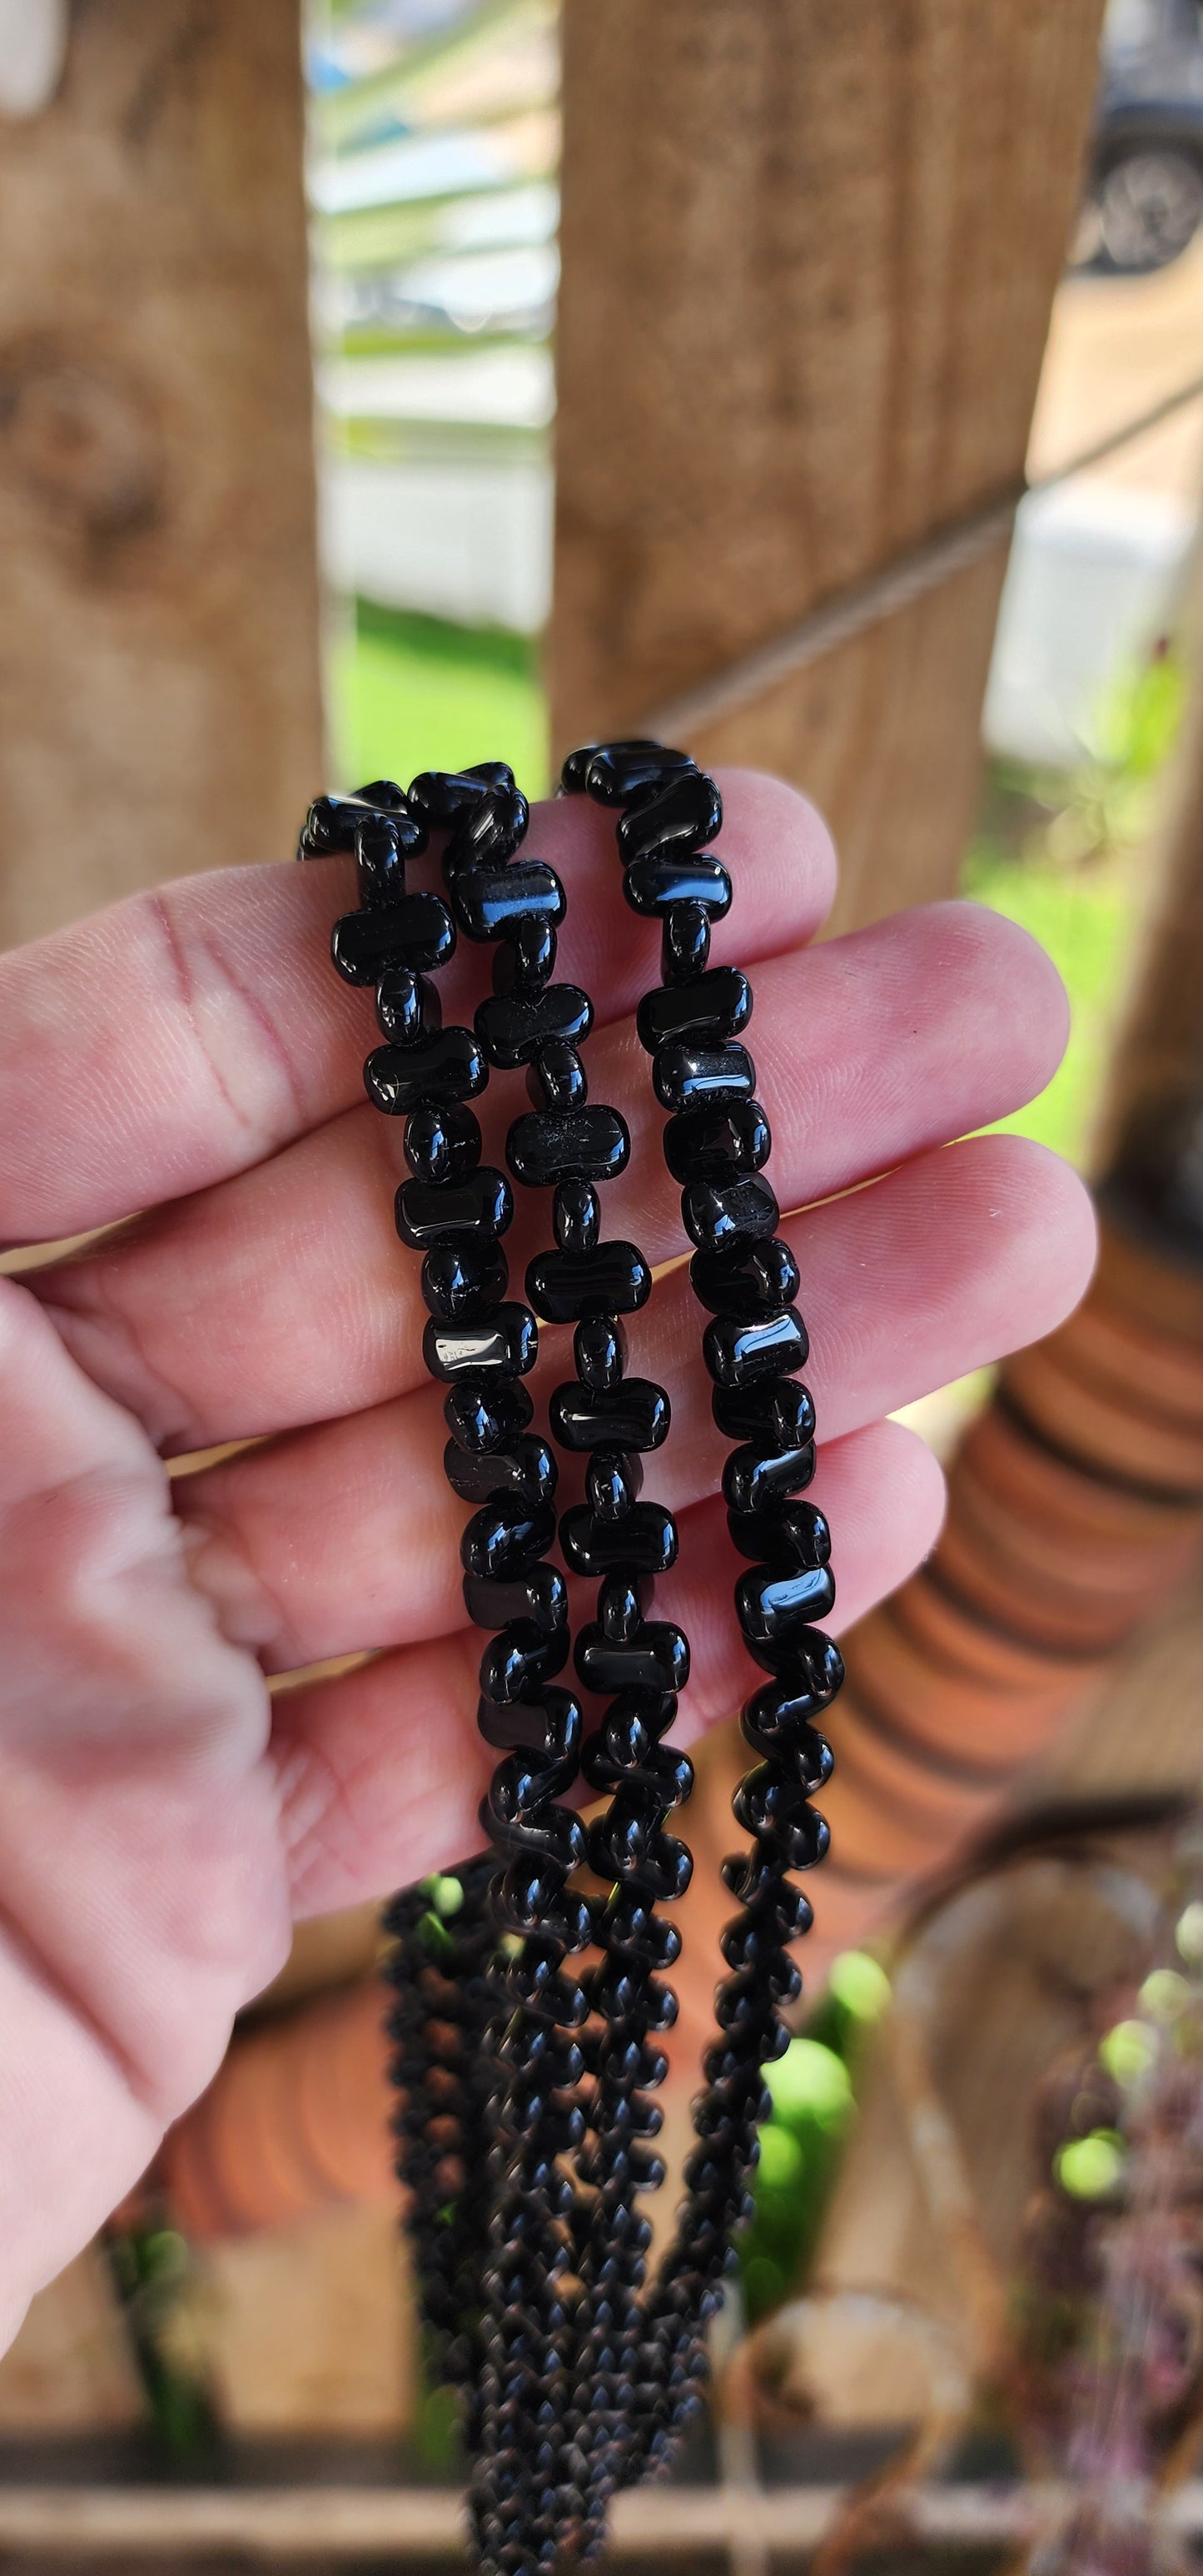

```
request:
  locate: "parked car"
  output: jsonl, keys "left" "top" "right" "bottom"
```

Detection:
{"left": 1076, "top": 0, "right": 1203, "bottom": 271}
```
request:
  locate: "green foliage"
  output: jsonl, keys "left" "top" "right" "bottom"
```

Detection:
{"left": 331, "top": 600, "right": 549, "bottom": 798}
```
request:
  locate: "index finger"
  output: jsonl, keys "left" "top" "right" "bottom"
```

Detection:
{"left": 0, "top": 770, "right": 834, "bottom": 1247}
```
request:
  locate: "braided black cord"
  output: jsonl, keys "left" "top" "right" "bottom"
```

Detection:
{"left": 559, "top": 740, "right": 843, "bottom": 2484}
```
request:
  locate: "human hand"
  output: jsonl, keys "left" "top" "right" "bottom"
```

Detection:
{"left": 0, "top": 770, "right": 1094, "bottom": 2345}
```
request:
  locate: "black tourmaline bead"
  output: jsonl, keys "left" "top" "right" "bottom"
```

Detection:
{"left": 375, "top": 966, "right": 439, "bottom": 1045}
{"left": 684, "top": 1173, "right": 781, "bottom": 1251}
{"left": 407, "top": 763, "right": 515, "bottom": 822}
{"left": 525, "top": 1241, "right": 651, "bottom": 1324}
{"left": 742, "top": 1640, "right": 844, "bottom": 1733}
{"left": 559, "top": 740, "right": 601, "bottom": 793}
{"left": 445, "top": 1378, "right": 534, "bottom": 1454}
{"left": 553, "top": 1178, "right": 600, "bottom": 1255}
{"left": 395, "top": 1166, "right": 512, "bottom": 1248}
{"left": 444, "top": 784, "right": 529, "bottom": 874}
{"left": 703, "top": 1307, "right": 808, "bottom": 1389}
{"left": 401, "top": 1100, "right": 481, "bottom": 1185}
{"left": 492, "top": 914, "right": 557, "bottom": 993}
{"left": 331, "top": 893, "right": 455, "bottom": 985}
{"left": 476, "top": 1688, "right": 583, "bottom": 1756}
{"left": 624, "top": 853, "right": 732, "bottom": 920}
{"left": 653, "top": 1042, "right": 755, "bottom": 1114}
{"left": 351, "top": 777, "right": 410, "bottom": 814}
{"left": 575, "top": 1623, "right": 690, "bottom": 1700}
{"left": 735, "top": 1564, "right": 837, "bottom": 1648}
{"left": 527, "top": 1037, "right": 588, "bottom": 1110}
{"left": 574, "top": 1315, "right": 626, "bottom": 1390}
{"left": 728, "top": 1500, "right": 831, "bottom": 1569}
{"left": 598, "top": 1571, "right": 648, "bottom": 1642}
{"left": 479, "top": 1623, "right": 569, "bottom": 1707}
{"left": 421, "top": 1238, "right": 509, "bottom": 1320}
{"left": 455, "top": 863, "right": 566, "bottom": 942}
{"left": 663, "top": 901, "right": 713, "bottom": 985}
{"left": 549, "top": 1378, "right": 670, "bottom": 1453}
{"left": 462, "top": 1498, "right": 559, "bottom": 1582}
{"left": 582, "top": 743, "right": 695, "bottom": 805}
{"left": 713, "top": 1377, "right": 815, "bottom": 1448}
{"left": 423, "top": 1306, "right": 538, "bottom": 1382}
{"left": 586, "top": 1447, "right": 643, "bottom": 1518}
{"left": 464, "top": 1564, "right": 568, "bottom": 1634}
{"left": 665, "top": 1101, "right": 771, "bottom": 1186}
{"left": 560, "top": 1504, "right": 677, "bottom": 1579}
{"left": 365, "top": 1027, "right": 485, "bottom": 1115}
{"left": 508, "top": 1106, "right": 629, "bottom": 1188}
{"left": 616, "top": 772, "right": 723, "bottom": 865}
{"left": 445, "top": 1433, "right": 556, "bottom": 1507}
{"left": 723, "top": 1440, "right": 817, "bottom": 1515}
{"left": 355, "top": 816, "right": 407, "bottom": 908}
{"left": 693, "top": 1240, "right": 802, "bottom": 1320}
{"left": 636, "top": 966, "right": 753, "bottom": 1055}
{"left": 475, "top": 984, "right": 593, "bottom": 1067}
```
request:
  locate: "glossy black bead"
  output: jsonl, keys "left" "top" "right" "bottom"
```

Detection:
{"left": 477, "top": 1687, "right": 584, "bottom": 1757}
{"left": 693, "top": 1239, "right": 801, "bottom": 1320}
{"left": 525, "top": 1241, "right": 651, "bottom": 1324}
{"left": 704, "top": 1306, "right": 807, "bottom": 1389}
{"left": 406, "top": 763, "right": 515, "bottom": 823}
{"left": 722, "top": 1440, "right": 816, "bottom": 1515}
{"left": 741, "top": 1638, "right": 844, "bottom": 1731}
{"left": 462, "top": 1497, "right": 558, "bottom": 1582}
{"left": 365, "top": 1027, "right": 485, "bottom": 1115}
{"left": 400, "top": 1099, "right": 481, "bottom": 1186}
{"left": 665, "top": 1100, "right": 770, "bottom": 1186}
{"left": 445, "top": 783, "right": 529, "bottom": 875}
{"left": 479, "top": 1619, "right": 568, "bottom": 1705}
{"left": 574, "top": 1314, "right": 626, "bottom": 1390}
{"left": 553, "top": 1179, "right": 600, "bottom": 1256}
{"left": 464, "top": 1564, "right": 568, "bottom": 1635}
{"left": 575, "top": 1624, "right": 690, "bottom": 1699}
{"left": 351, "top": 777, "right": 411, "bottom": 816}
{"left": 493, "top": 913, "right": 557, "bottom": 994}
{"left": 624, "top": 853, "right": 732, "bottom": 920}
{"left": 636, "top": 966, "right": 752, "bottom": 1055}
{"left": 735, "top": 1563, "right": 837, "bottom": 1648}
{"left": 445, "top": 1377, "right": 534, "bottom": 1454}
{"left": 584, "top": 743, "right": 696, "bottom": 805}
{"left": 559, "top": 740, "right": 602, "bottom": 793}
{"left": 549, "top": 1378, "right": 670, "bottom": 1453}
{"left": 662, "top": 901, "right": 712, "bottom": 984}
{"left": 560, "top": 1504, "right": 677, "bottom": 1579}
{"left": 728, "top": 1499, "right": 830, "bottom": 1570}
{"left": 684, "top": 1173, "right": 781, "bottom": 1251}
{"left": 508, "top": 1106, "right": 629, "bottom": 1188}
{"left": 395, "top": 1166, "right": 512, "bottom": 1248}
{"left": 423, "top": 1305, "right": 538, "bottom": 1381}
{"left": 445, "top": 1433, "right": 556, "bottom": 1507}
{"left": 616, "top": 772, "right": 723, "bottom": 865}
{"left": 331, "top": 893, "right": 455, "bottom": 984}
{"left": 355, "top": 815, "right": 407, "bottom": 908}
{"left": 375, "top": 965, "right": 440, "bottom": 1045}
{"left": 475, "top": 983, "right": 593, "bottom": 1069}
{"left": 526, "top": 1039, "right": 588, "bottom": 1111}
{"left": 585, "top": 1447, "right": 643, "bottom": 1519}
{"left": 653, "top": 1041, "right": 755, "bottom": 1114}
{"left": 713, "top": 1377, "right": 815, "bottom": 1447}
{"left": 421, "top": 1237, "right": 509, "bottom": 1320}
{"left": 455, "top": 862, "right": 566, "bottom": 942}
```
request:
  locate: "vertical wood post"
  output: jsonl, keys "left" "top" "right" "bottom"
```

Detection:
{"left": 551, "top": 0, "right": 1106, "bottom": 932}
{"left": 0, "top": 0, "right": 324, "bottom": 946}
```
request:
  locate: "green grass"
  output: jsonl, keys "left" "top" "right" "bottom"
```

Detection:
{"left": 329, "top": 600, "right": 549, "bottom": 798}
{"left": 962, "top": 841, "right": 1137, "bottom": 1170}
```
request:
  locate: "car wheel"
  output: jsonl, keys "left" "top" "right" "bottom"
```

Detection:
{"left": 1097, "top": 148, "right": 1203, "bottom": 272}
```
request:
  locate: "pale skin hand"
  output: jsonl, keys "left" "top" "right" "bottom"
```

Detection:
{"left": 0, "top": 771, "right": 1096, "bottom": 2349}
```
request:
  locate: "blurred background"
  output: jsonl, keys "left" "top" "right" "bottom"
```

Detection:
{"left": 2, "top": 1, "right": 1203, "bottom": 2569}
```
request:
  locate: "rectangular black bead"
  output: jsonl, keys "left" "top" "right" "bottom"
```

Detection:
{"left": 508, "top": 1106, "right": 629, "bottom": 1187}
{"left": 575, "top": 1622, "right": 690, "bottom": 1698}
{"left": 365, "top": 1027, "right": 485, "bottom": 1115}
{"left": 395, "top": 1166, "right": 512, "bottom": 1249}
{"left": 692, "top": 1241, "right": 802, "bottom": 1320}
{"left": 728, "top": 1499, "right": 830, "bottom": 1569}
{"left": 653, "top": 1042, "right": 755, "bottom": 1114}
{"left": 735, "top": 1564, "right": 837, "bottom": 1647}
{"left": 445, "top": 1434, "right": 556, "bottom": 1507}
{"left": 723, "top": 1440, "right": 816, "bottom": 1514}
{"left": 713, "top": 1379, "right": 815, "bottom": 1447}
{"left": 525, "top": 1241, "right": 651, "bottom": 1323}
{"left": 584, "top": 744, "right": 695, "bottom": 804}
{"left": 423, "top": 1305, "right": 538, "bottom": 1380}
{"left": 664, "top": 1100, "right": 769, "bottom": 1185}
{"left": 475, "top": 983, "right": 593, "bottom": 1068}
{"left": 464, "top": 1564, "right": 568, "bottom": 1634}
{"left": 455, "top": 862, "right": 566, "bottom": 941}
{"left": 616, "top": 772, "right": 723, "bottom": 864}
{"left": 704, "top": 1307, "right": 807, "bottom": 1389}
{"left": 331, "top": 893, "right": 455, "bottom": 984}
{"left": 637, "top": 967, "right": 752, "bottom": 1056}
{"left": 684, "top": 1174, "right": 780, "bottom": 1252}
{"left": 549, "top": 1378, "right": 670, "bottom": 1452}
{"left": 623, "top": 853, "right": 732, "bottom": 919}
{"left": 559, "top": 1503, "right": 677, "bottom": 1579}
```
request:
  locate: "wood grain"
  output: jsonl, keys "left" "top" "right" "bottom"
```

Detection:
{"left": 550, "top": 0, "right": 1106, "bottom": 932}
{"left": 0, "top": 0, "right": 324, "bottom": 946}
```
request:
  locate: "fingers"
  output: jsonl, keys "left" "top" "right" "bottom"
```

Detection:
{"left": 177, "top": 1134, "right": 1094, "bottom": 1675}
{"left": 272, "top": 1419, "right": 946, "bottom": 1918}
{"left": 34, "top": 901, "right": 1068, "bottom": 1454}
{"left": 0, "top": 771, "right": 833, "bottom": 1246}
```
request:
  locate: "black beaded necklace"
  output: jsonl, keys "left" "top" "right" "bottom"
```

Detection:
{"left": 298, "top": 742, "right": 843, "bottom": 2576}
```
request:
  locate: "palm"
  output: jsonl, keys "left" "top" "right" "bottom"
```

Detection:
{"left": 0, "top": 771, "right": 1093, "bottom": 2350}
